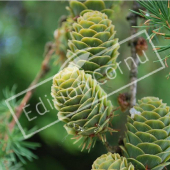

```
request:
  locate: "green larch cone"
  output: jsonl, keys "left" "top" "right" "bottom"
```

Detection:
{"left": 54, "top": 0, "right": 115, "bottom": 64}
{"left": 67, "top": 11, "right": 119, "bottom": 81}
{"left": 92, "top": 152, "right": 134, "bottom": 170}
{"left": 121, "top": 97, "right": 170, "bottom": 170}
{"left": 68, "top": 0, "right": 114, "bottom": 18}
{"left": 51, "top": 66, "right": 117, "bottom": 151}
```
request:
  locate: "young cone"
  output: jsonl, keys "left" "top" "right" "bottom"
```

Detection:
{"left": 92, "top": 152, "right": 134, "bottom": 170}
{"left": 51, "top": 66, "right": 117, "bottom": 151}
{"left": 68, "top": 0, "right": 114, "bottom": 18}
{"left": 121, "top": 97, "right": 170, "bottom": 170}
{"left": 54, "top": 0, "right": 115, "bottom": 63}
{"left": 67, "top": 11, "right": 119, "bottom": 81}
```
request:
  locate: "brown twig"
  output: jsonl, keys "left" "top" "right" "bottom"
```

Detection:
{"left": 104, "top": 141, "right": 116, "bottom": 153}
{"left": 8, "top": 42, "right": 55, "bottom": 131}
{"left": 127, "top": 1, "right": 140, "bottom": 108}
{"left": 103, "top": 139, "right": 123, "bottom": 154}
{"left": 111, "top": 1, "right": 141, "bottom": 156}
{"left": 102, "top": 1, "right": 141, "bottom": 154}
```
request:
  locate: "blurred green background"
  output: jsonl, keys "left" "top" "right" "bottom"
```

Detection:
{"left": 0, "top": 1, "right": 170, "bottom": 170}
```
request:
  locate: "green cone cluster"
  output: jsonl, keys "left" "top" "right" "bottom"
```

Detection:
{"left": 92, "top": 153, "right": 134, "bottom": 170}
{"left": 51, "top": 66, "right": 116, "bottom": 150}
{"left": 121, "top": 97, "right": 170, "bottom": 170}
{"left": 67, "top": 11, "right": 119, "bottom": 81}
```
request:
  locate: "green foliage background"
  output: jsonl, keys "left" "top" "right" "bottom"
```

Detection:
{"left": 0, "top": 1, "right": 170, "bottom": 170}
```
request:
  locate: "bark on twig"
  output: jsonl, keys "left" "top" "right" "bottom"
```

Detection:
{"left": 127, "top": 1, "right": 140, "bottom": 107}
{"left": 104, "top": 141, "right": 115, "bottom": 153}
{"left": 9, "top": 42, "right": 55, "bottom": 131}
{"left": 110, "top": 1, "right": 141, "bottom": 155}
{"left": 99, "top": 1, "right": 141, "bottom": 153}
{"left": 104, "top": 141, "right": 122, "bottom": 154}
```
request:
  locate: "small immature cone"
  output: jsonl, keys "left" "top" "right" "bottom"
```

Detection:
{"left": 92, "top": 152, "right": 134, "bottom": 170}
